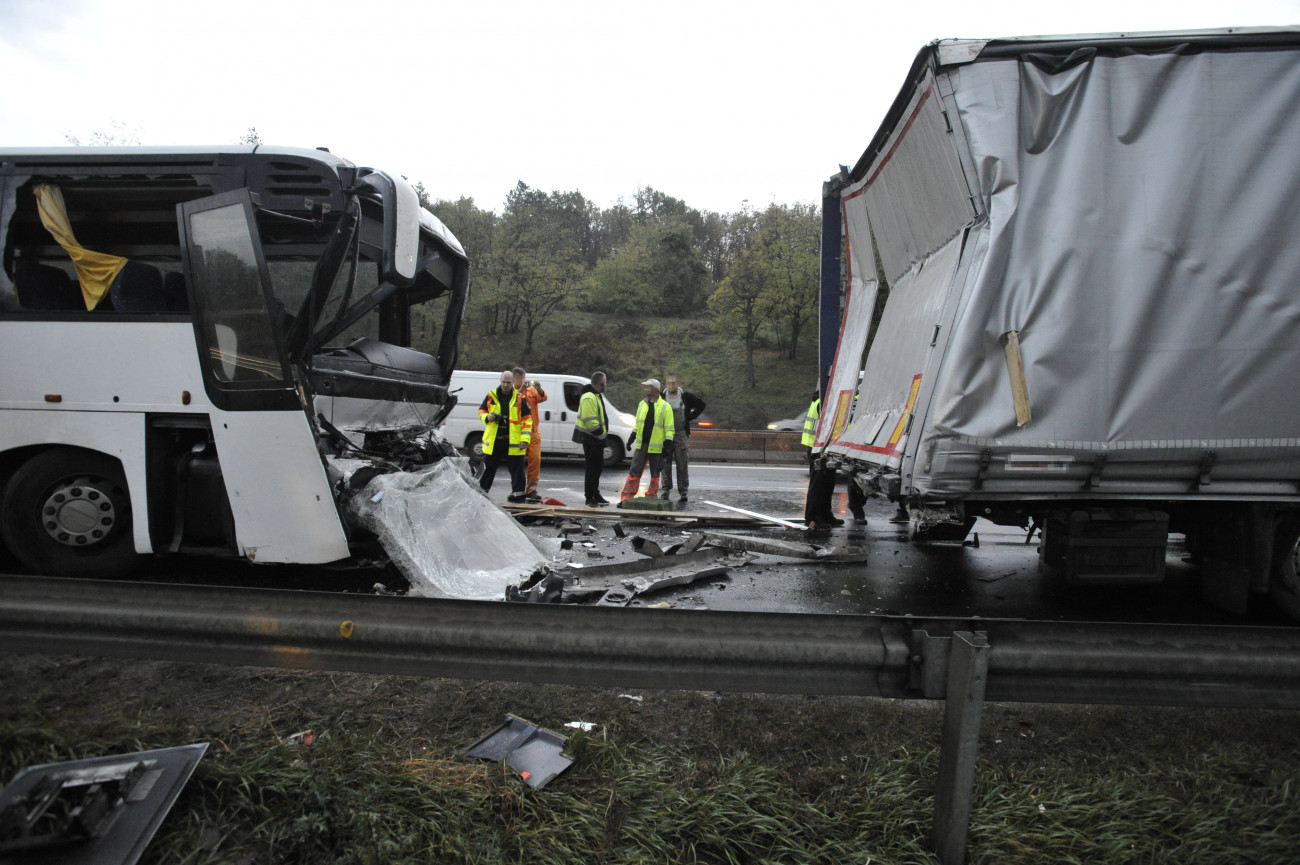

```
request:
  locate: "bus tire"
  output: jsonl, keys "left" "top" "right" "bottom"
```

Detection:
{"left": 602, "top": 438, "right": 625, "bottom": 467}
{"left": 1269, "top": 512, "right": 1300, "bottom": 620}
{"left": 1, "top": 449, "right": 141, "bottom": 578}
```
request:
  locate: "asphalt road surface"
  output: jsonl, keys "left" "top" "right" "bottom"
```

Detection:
{"left": 489, "top": 460, "right": 1297, "bottom": 626}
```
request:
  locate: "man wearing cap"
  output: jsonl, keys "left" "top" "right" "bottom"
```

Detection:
{"left": 618, "top": 378, "right": 676, "bottom": 505}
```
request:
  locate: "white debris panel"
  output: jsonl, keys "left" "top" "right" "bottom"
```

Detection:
{"left": 347, "top": 458, "right": 549, "bottom": 599}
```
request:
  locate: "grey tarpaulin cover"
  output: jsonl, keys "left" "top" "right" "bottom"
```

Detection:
{"left": 825, "top": 30, "right": 1300, "bottom": 499}
{"left": 348, "top": 458, "right": 549, "bottom": 599}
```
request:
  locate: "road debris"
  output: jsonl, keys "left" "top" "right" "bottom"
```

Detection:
{"left": 696, "top": 531, "right": 868, "bottom": 562}
{"left": 463, "top": 714, "right": 573, "bottom": 789}
{"left": 0, "top": 742, "right": 208, "bottom": 864}
{"left": 348, "top": 459, "right": 549, "bottom": 599}
{"left": 701, "top": 500, "right": 804, "bottom": 529}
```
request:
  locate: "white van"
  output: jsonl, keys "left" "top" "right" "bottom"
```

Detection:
{"left": 440, "top": 371, "right": 635, "bottom": 465}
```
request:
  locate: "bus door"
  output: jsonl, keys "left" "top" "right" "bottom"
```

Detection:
{"left": 178, "top": 190, "right": 349, "bottom": 564}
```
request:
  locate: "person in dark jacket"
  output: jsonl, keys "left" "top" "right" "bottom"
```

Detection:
{"left": 659, "top": 375, "right": 705, "bottom": 504}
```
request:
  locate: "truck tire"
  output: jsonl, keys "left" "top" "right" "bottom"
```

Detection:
{"left": 0, "top": 448, "right": 141, "bottom": 578}
{"left": 1269, "top": 512, "right": 1300, "bottom": 620}
{"left": 603, "top": 438, "right": 625, "bottom": 466}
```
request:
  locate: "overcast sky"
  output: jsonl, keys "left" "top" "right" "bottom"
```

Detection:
{"left": 1, "top": 0, "right": 1297, "bottom": 214}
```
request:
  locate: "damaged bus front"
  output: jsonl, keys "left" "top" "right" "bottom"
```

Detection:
{"left": 0, "top": 146, "right": 469, "bottom": 577}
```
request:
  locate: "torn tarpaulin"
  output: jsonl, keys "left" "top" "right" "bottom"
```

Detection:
{"left": 347, "top": 458, "right": 550, "bottom": 599}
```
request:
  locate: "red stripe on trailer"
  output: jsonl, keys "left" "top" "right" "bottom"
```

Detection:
{"left": 842, "top": 79, "right": 936, "bottom": 202}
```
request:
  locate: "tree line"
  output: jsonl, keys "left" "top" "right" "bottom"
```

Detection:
{"left": 421, "top": 183, "right": 822, "bottom": 395}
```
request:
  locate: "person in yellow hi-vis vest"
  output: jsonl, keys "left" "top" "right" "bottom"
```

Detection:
{"left": 477, "top": 370, "right": 533, "bottom": 503}
{"left": 618, "top": 379, "right": 675, "bottom": 506}
{"left": 802, "top": 391, "right": 820, "bottom": 475}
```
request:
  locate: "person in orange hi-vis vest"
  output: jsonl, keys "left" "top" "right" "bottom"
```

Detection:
{"left": 512, "top": 366, "right": 547, "bottom": 503}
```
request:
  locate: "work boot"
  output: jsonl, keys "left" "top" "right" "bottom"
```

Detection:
{"left": 586, "top": 497, "right": 609, "bottom": 508}
{"left": 679, "top": 492, "right": 688, "bottom": 504}
{"left": 507, "top": 493, "right": 526, "bottom": 504}
{"left": 525, "top": 492, "right": 543, "bottom": 504}
{"left": 594, "top": 493, "right": 611, "bottom": 504}
{"left": 659, "top": 487, "right": 671, "bottom": 500}
{"left": 851, "top": 509, "right": 866, "bottom": 523}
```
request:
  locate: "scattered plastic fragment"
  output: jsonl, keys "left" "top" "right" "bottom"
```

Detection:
{"left": 463, "top": 714, "right": 573, "bottom": 789}
{"left": 282, "top": 730, "right": 315, "bottom": 746}
{"left": 0, "top": 743, "right": 207, "bottom": 862}
{"left": 564, "top": 721, "right": 596, "bottom": 732}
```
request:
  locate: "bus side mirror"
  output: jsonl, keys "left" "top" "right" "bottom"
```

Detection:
{"left": 354, "top": 171, "right": 419, "bottom": 286}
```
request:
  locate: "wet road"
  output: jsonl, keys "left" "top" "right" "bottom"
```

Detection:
{"left": 495, "top": 461, "right": 1297, "bottom": 626}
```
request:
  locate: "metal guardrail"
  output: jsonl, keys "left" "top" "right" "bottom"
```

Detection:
{"left": 4, "top": 574, "right": 1298, "bottom": 864}
{"left": 1, "top": 576, "right": 1297, "bottom": 707}
{"left": 689, "top": 430, "right": 805, "bottom": 464}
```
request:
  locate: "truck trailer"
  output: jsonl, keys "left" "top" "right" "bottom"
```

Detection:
{"left": 813, "top": 29, "right": 1300, "bottom": 618}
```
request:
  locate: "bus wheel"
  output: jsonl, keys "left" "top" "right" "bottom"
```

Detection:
{"left": 1, "top": 449, "right": 141, "bottom": 578}
{"left": 1269, "top": 512, "right": 1300, "bottom": 620}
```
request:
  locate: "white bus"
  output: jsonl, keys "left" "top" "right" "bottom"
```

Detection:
{"left": 0, "top": 146, "right": 469, "bottom": 577}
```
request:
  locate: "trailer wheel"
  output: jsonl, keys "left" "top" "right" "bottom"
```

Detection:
{"left": 603, "top": 438, "right": 625, "bottom": 467}
{"left": 1, "top": 449, "right": 141, "bottom": 578}
{"left": 1269, "top": 512, "right": 1300, "bottom": 620}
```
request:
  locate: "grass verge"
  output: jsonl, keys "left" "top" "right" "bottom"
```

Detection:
{"left": 1, "top": 657, "right": 1296, "bottom": 864}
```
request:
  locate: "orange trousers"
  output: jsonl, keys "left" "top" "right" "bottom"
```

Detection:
{"left": 526, "top": 439, "right": 541, "bottom": 494}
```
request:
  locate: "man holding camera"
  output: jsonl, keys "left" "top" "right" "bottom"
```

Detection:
{"left": 477, "top": 370, "right": 533, "bottom": 503}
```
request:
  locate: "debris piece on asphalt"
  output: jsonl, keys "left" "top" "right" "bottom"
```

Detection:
{"left": 697, "top": 531, "right": 868, "bottom": 562}
{"left": 619, "top": 553, "right": 748, "bottom": 596}
{"left": 631, "top": 536, "right": 667, "bottom": 557}
{"left": 504, "top": 573, "right": 567, "bottom": 603}
{"left": 597, "top": 588, "right": 633, "bottom": 606}
{"left": 613, "top": 523, "right": 626, "bottom": 538}
{"left": 617, "top": 498, "right": 676, "bottom": 512}
{"left": 677, "top": 533, "right": 706, "bottom": 555}
{"left": 463, "top": 714, "right": 573, "bottom": 789}
{"left": 702, "top": 500, "right": 803, "bottom": 529}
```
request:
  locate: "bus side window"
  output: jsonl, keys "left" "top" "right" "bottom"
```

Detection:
{"left": 14, "top": 261, "right": 82, "bottom": 310}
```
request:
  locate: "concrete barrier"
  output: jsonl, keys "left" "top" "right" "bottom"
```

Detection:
{"left": 687, "top": 430, "right": 804, "bottom": 464}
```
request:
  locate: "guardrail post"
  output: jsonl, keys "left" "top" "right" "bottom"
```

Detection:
{"left": 930, "top": 630, "right": 989, "bottom": 865}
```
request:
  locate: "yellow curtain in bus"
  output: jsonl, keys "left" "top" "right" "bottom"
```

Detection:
{"left": 33, "top": 184, "right": 127, "bottom": 310}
